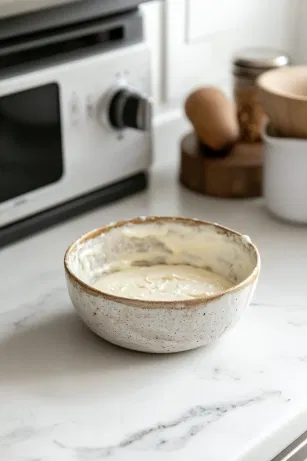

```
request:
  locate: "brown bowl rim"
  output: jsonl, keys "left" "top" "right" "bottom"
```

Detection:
{"left": 64, "top": 216, "right": 261, "bottom": 308}
{"left": 257, "top": 66, "right": 307, "bottom": 102}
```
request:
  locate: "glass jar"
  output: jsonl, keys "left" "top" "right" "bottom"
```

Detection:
{"left": 232, "top": 48, "right": 290, "bottom": 142}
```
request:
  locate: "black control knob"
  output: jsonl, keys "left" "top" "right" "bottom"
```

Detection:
{"left": 108, "top": 88, "right": 151, "bottom": 131}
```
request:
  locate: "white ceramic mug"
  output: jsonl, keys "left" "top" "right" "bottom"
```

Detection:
{"left": 262, "top": 122, "right": 307, "bottom": 224}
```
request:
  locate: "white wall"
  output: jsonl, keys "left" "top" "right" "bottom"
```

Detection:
{"left": 142, "top": 0, "right": 300, "bottom": 164}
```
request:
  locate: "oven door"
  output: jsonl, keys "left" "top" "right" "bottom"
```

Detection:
{"left": 0, "top": 74, "right": 66, "bottom": 228}
{"left": 0, "top": 83, "right": 63, "bottom": 199}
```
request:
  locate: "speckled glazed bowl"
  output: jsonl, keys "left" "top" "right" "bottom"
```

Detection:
{"left": 64, "top": 217, "right": 260, "bottom": 353}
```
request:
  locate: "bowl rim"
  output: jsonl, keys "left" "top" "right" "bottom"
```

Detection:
{"left": 257, "top": 65, "right": 307, "bottom": 102}
{"left": 64, "top": 216, "right": 261, "bottom": 308}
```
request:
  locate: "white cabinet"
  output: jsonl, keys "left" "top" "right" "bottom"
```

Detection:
{"left": 185, "top": 0, "right": 247, "bottom": 43}
{"left": 292, "top": 0, "right": 307, "bottom": 63}
{"left": 143, "top": 0, "right": 299, "bottom": 107}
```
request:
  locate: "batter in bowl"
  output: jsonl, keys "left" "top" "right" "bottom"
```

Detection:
{"left": 92, "top": 264, "right": 233, "bottom": 301}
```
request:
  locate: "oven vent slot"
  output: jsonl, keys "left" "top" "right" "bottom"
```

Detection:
{"left": 0, "top": 12, "right": 141, "bottom": 69}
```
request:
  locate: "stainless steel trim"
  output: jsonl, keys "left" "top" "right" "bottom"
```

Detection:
{"left": 136, "top": 96, "right": 146, "bottom": 130}
{"left": 137, "top": 96, "right": 152, "bottom": 131}
{"left": 0, "top": 0, "right": 77, "bottom": 20}
{"left": 145, "top": 97, "right": 153, "bottom": 132}
{"left": 272, "top": 431, "right": 307, "bottom": 461}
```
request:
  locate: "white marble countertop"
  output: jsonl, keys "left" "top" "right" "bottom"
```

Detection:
{"left": 1, "top": 163, "right": 307, "bottom": 461}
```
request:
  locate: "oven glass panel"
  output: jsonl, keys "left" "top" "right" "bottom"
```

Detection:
{"left": 0, "top": 83, "right": 63, "bottom": 204}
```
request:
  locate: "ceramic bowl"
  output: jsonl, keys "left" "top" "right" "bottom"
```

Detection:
{"left": 64, "top": 217, "right": 260, "bottom": 353}
{"left": 257, "top": 66, "right": 307, "bottom": 138}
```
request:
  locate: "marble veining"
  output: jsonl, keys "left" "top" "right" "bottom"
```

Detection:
{"left": 0, "top": 287, "right": 66, "bottom": 332}
{"left": 53, "top": 391, "right": 283, "bottom": 458}
{"left": 0, "top": 425, "right": 59, "bottom": 445}
{"left": 1, "top": 164, "right": 307, "bottom": 461}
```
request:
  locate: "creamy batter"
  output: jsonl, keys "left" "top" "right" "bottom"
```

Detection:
{"left": 92, "top": 264, "right": 233, "bottom": 301}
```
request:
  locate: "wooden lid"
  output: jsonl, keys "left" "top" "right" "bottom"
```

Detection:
{"left": 179, "top": 132, "right": 263, "bottom": 198}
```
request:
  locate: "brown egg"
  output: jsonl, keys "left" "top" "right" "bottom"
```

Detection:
{"left": 185, "top": 87, "right": 240, "bottom": 151}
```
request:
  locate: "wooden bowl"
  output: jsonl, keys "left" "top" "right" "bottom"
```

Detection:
{"left": 257, "top": 66, "right": 307, "bottom": 138}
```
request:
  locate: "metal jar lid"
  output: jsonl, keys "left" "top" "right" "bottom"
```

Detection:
{"left": 233, "top": 48, "right": 290, "bottom": 78}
